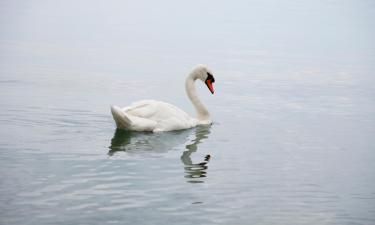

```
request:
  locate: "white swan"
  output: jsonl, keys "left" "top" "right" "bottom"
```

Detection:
{"left": 110, "top": 65, "right": 215, "bottom": 132}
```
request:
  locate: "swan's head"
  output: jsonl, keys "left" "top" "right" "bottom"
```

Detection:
{"left": 192, "top": 65, "right": 216, "bottom": 94}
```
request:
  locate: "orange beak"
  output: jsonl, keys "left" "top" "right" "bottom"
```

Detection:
{"left": 205, "top": 79, "right": 214, "bottom": 94}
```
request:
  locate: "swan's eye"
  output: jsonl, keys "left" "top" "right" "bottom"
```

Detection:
{"left": 206, "top": 72, "right": 215, "bottom": 83}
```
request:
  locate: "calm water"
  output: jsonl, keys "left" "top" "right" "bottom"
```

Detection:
{"left": 1, "top": 0, "right": 375, "bottom": 224}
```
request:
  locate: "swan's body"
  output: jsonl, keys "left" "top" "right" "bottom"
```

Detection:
{"left": 111, "top": 100, "right": 201, "bottom": 132}
{"left": 111, "top": 65, "right": 215, "bottom": 132}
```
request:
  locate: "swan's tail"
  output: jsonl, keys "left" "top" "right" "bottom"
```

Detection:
{"left": 110, "top": 105, "right": 132, "bottom": 129}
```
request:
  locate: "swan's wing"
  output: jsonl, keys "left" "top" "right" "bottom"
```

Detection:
{"left": 123, "top": 100, "right": 158, "bottom": 119}
{"left": 123, "top": 100, "right": 192, "bottom": 121}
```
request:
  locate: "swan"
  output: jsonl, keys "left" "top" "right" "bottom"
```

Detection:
{"left": 110, "top": 65, "right": 215, "bottom": 132}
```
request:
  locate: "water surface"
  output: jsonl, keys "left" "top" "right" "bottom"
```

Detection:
{"left": 1, "top": 0, "right": 375, "bottom": 224}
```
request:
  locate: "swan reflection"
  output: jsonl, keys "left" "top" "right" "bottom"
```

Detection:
{"left": 109, "top": 129, "right": 193, "bottom": 155}
{"left": 181, "top": 126, "right": 211, "bottom": 183}
{"left": 108, "top": 125, "right": 211, "bottom": 183}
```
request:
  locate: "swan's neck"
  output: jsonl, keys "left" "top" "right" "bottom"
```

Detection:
{"left": 185, "top": 72, "right": 210, "bottom": 121}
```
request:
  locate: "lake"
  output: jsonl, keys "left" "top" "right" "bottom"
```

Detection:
{"left": 1, "top": 0, "right": 374, "bottom": 224}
